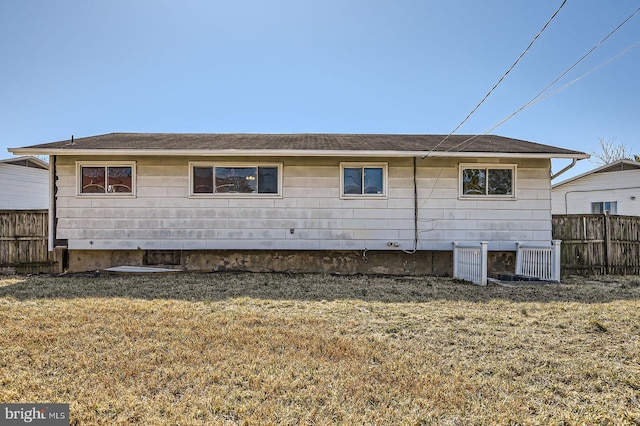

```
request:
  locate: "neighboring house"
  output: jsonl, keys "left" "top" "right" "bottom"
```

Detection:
{"left": 551, "top": 159, "right": 640, "bottom": 216}
{"left": 9, "top": 133, "right": 587, "bottom": 274}
{"left": 0, "top": 156, "right": 49, "bottom": 210}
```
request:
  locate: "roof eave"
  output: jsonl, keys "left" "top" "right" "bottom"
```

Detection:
{"left": 552, "top": 158, "right": 640, "bottom": 188}
{"left": 8, "top": 147, "right": 589, "bottom": 160}
{"left": 0, "top": 155, "right": 49, "bottom": 169}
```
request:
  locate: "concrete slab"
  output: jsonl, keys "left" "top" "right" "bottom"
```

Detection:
{"left": 103, "top": 266, "right": 181, "bottom": 273}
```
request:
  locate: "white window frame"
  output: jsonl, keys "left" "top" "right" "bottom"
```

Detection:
{"left": 591, "top": 201, "right": 617, "bottom": 215}
{"left": 189, "top": 162, "right": 283, "bottom": 198}
{"left": 76, "top": 161, "right": 137, "bottom": 197}
{"left": 340, "top": 162, "right": 388, "bottom": 199}
{"left": 459, "top": 163, "right": 517, "bottom": 199}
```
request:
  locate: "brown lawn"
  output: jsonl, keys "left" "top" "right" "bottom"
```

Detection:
{"left": 0, "top": 273, "right": 639, "bottom": 425}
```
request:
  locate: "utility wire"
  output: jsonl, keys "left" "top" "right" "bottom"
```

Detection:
{"left": 534, "top": 41, "right": 640, "bottom": 103}
{"left": 412, "top": 41, "right": 639, "bottom": 250}
{"left": 414, "top": 5, "right": 639, "bottom": 251}
{"left": 444, "top": 6, "right": 640, "bottom": 153}
{"left": 423, "top": 0, "right": 568, "bottom": 157}
{"left": 415, "top": 0, "right": 570, "bottom": 237}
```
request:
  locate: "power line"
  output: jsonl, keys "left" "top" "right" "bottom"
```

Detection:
{"left": 535, "top": 41, "right": 640, "bottom": 103}
{"left": 415, "top": 5, "right": 640, "bottom": 249}
{"left": 444, "top": 6, "right": 640, "bottom": 153}
{"left": 423, "top": 0, "right": 568, "bottom": 158}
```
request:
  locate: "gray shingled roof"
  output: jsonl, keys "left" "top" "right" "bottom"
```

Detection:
{"left": 13, "top": 132, "right": 586, "bottom": 156}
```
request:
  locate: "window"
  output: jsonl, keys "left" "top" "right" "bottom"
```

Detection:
{"left": 460, "top": 164, "right": 515, "bottom": 198}
{"left": 77, "top": 162, "right": 135, "bottom": 196}
{"left": 591, "top": 201, "right": 617, "bottom": 215}
{"left": 340, "top": 163, "right": 387, "bottom": 198}
{"left": 190, "top": 163, "right": 281, "bottom": 196}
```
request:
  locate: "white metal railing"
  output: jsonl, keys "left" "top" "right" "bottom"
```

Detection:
{"left": 452, "top": 242, "right": 488, "bottom": 286}
{"left": 516, "top": 240, "right": 561, "bottom": 282}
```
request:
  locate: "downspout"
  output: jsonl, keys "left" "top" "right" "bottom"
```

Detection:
{"left": 403, "top": 156, "right": 419, "bottom": 253}
{"left": 413, "top": 156, "right": 418, "bottom": 250}
{"left": 550, "top": 158, "right": 577, "bottom": 181}
{"left": 49, "top": 155, "right": 56, "bottom": 251}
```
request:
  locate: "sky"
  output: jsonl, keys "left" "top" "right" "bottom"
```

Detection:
{"left": 1, "top": 0, "right": 638, "bottom": 181}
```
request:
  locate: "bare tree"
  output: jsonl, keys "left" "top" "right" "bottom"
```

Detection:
{"left": 590, "top": 138, "right": 633, "bottom": 165}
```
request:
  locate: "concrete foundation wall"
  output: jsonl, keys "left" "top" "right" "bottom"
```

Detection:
{"left": 66, "top": 249, "right": 517, "bottom": 277}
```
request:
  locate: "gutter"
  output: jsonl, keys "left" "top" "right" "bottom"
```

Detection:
{"left": 550, "top": 158, "right": 577, "bottom": 181}
{"left": 8, "top": 147, "right": 591, "bottom": 160}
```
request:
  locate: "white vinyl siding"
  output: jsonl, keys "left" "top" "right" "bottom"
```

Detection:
{"left": 0, "top": 163, "right": 49, "bottom": 210}
{"left": 418, "top": 158, "right": 550, "bottom": 250}
{"left": 55, "top": 156, "right": 553, "bottom": 251}
{"left": 552, "top": 168, "right": 640, "bottom": 215}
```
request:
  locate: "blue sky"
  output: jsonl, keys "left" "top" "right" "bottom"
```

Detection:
{"left": 1, "top": 0, "right": 638, "bottom": 180}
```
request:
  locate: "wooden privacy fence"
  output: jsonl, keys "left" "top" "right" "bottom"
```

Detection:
{"left": 0, "top": 210, "right": 62, "bottom": 274}
{"left": 552, "top": 214, "right": 640, "bottom": 275}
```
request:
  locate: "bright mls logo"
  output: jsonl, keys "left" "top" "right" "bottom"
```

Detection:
{"left": 0, "top": 404, "right": 68, "bottom": 426}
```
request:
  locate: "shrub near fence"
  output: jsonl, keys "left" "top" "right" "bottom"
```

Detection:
{"left": 552, "top": 214, "right": 640, "bottom": 275}
{"left": 0, "top": 210, "right": 60, "bottom": 274}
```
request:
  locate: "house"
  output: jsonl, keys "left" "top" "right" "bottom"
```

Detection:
{"left": 551, "top": 159, "right": 640, "bottom": 216}
{"left": 0, "top": 156, "right": 49, "bottom": 210}
{"left": 9, "top": 133, "right": 588, "bottom": 274}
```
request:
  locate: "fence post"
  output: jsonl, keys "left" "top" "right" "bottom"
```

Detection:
{"left": 452, "top": 242, "right": 458, "bottom": 279}
{"left": 515, "top": 242, "right": 522, "bottom": 275}
{"left": 480, "top": 241, "right": 488, "bottom": 286}
{"left": 603, "top": 213, "right": 612, "bottom": 275}
{"left": 551, "top": 239, "right": 561, "bottom": 282}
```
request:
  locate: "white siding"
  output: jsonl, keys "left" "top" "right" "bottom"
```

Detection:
{"left": 0, "top": 163, "right": 49, "bottom": 210}
{"left": 55, "top": 156, "right": 553, "bottom": 251}
{"left": 417, "top": 158, "right": 552, "bottom": 250}
{"left": 551, "top": 169, "right": 640, "bottom": 216}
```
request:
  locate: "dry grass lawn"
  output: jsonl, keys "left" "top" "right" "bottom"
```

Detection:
{"left": 0, "top": 273, "right": 639, "bottom": 425}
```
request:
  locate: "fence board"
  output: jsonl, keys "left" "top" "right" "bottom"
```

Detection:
{"left": 552, "top": 214, "right": 640, "bottom": 275}
{"left": 0, "top": 210, "right": 60, "bottom": 273}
